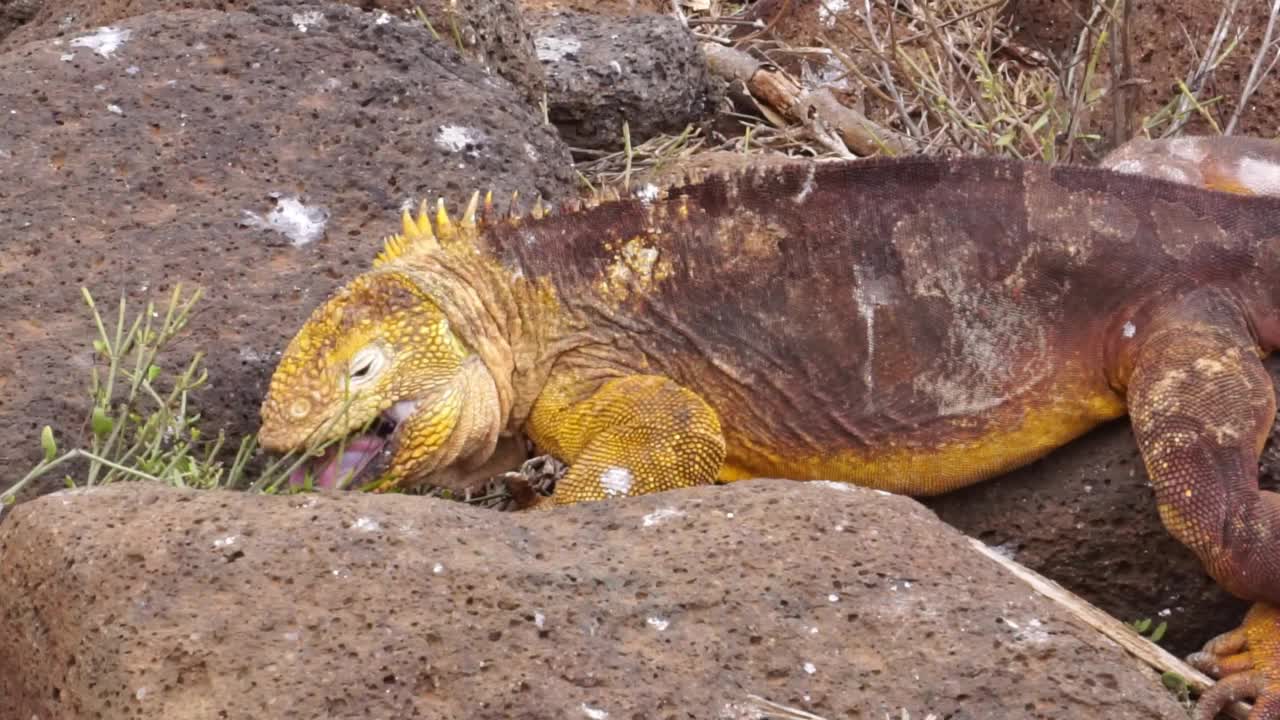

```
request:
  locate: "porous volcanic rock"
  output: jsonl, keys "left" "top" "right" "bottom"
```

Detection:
{"left": 0, "top": 0, "right": 39, "bottom": 39}
{"left": 0, "top": 0, "right": 547, "bottom": 101}
{"left": 527, "top": 9, "right": 717, "bottom": 151}
{"left": 0, "top": 4, "right": 574, "bottom": 495}
{"left": 0, "top": 480, "right": 1186, "bottom": 719}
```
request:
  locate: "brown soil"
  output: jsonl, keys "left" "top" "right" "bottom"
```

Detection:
{"left": 1008, "top": 0, "right": 1280, "bottom": 141}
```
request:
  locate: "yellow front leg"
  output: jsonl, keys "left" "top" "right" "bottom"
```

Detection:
{"left": 524, "top": 374, "right": 725, "bottom": 507}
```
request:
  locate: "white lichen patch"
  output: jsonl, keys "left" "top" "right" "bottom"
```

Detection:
{"left": 70, "top": 26, "right": 132, "bottom": 58}
{"left": 1107, "top": 159, "right": 1144, "bottom": 175}
{"left": 213, "top": 535, "right": 238, "bottom": 549}
{"left": 351, "top": 516, "right": 381, "bottom": 532}
{"left": 1010, "top": 617, "right": 1050, "bottom": 644}
{"left": 642, "top": 507, "right": 686, "bottom": 527}
{"left": 435, "top": 125, "right": 480, "bottom": 153}
{"left": 1167, "top": 137, "right": 1208, "bottom": 163}
{"left": 432, "top": 562, "right": 445, "bottom": 574}
{"left": 646, "top": 616, "right": 670, "bottom": 631}
{"left": 818, "top": 0, "right": 850, "bottom": 28}
{"left": 292, "top": 10, "right": 326, "bottom": 32}
{"left": 107, "top": 104, "right": 123, "bottom": 115}
{"left": 581, "top": 703, "right": 609, "bottom": 719}
{"left": 535, "top": 35, "right": 582, "bottom": 62}
{"left": 374, "top": 10, "right": 392, "bottom": 25}
{"left": 534, "top": 611, "right": 546, "bottom": 629}
{"left": 599, "top": 467, "right": 633, "bottom": 496}
{"left": 827, "top": 593, "right": 840, "bottom": 602}
{"left": 803, "top": 661, "right": 817, "bottom": 675}
{"left": 241, "top": 196, "right": 329, "bottom": 246}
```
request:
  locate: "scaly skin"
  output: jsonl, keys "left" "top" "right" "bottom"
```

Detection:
{"left": 1104, "top": 135, "right": 1280, "bottom": 720}
{"left": 260, "top": 145, "right": 1280, "bottom": 717}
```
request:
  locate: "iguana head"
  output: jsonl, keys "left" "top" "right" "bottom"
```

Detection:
{"left": 258, "top": 198, "right": 504, "bottom": 491}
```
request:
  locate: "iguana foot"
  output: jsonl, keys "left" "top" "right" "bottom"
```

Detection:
{"left": 496, "top": 454, "right": 564, "bottom": 510}
{"left": 1190, "top": 602, "right": 1280, "bottom": 719}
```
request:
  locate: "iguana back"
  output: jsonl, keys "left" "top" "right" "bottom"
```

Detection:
{"left": 475, "top": 156, "right": 1280, "bottom": 492}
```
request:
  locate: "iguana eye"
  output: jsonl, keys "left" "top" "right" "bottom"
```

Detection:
{"left": 346, "top": 346, "right": 387, "bottom": 388}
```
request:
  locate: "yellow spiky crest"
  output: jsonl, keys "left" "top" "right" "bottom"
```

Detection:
{"left": 373, "top": 191, "right": 486, "bottom": 267}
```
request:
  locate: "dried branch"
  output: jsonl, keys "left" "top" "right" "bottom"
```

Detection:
{"left": 702, "top": 42, "right": 915, "bottom": 156}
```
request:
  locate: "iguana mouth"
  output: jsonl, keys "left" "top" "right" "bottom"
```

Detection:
{"left": 288, "top": 400, "right": 420, "bottom": 489}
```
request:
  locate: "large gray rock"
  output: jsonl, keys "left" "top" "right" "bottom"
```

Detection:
{"left": 528, "top": 9, "right": 717, "bottom": 151}
{"left": 0, "top": 4, "right": 574, "bottom": 494}
{"left": 0, "top": 481, "right": 1186, "bottom": 719}
{"left": 0, "top": 1, "right": 548, "bottom": 101}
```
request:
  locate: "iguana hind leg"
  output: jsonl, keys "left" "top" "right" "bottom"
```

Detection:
{"left": 1126, "top": 293, "right": 1280, "bottom": 719}
{"left": 523, "top": 374, "right": 725, "bottom": 507}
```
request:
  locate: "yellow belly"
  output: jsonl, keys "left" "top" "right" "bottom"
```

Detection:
{"left": 717, "top": 391, "right": 1127, "bottom": 496}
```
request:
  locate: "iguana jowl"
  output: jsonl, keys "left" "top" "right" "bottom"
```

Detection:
{"left": 259, "top": 148, "right": 1280, "bottom": 719}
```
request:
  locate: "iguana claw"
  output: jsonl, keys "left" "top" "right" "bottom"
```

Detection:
{"left": 1190, "top": 602, "right": 1280, "bottom": 720}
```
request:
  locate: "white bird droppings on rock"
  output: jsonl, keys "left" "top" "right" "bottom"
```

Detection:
{"left": 581, "top": 703, "right": 609, "bottom": 719}
{"left": 647, "top": 616, "right": 670, "bottom": 631}
{"left": 70, "top": 27, "right": 132, "bottom": 58}
{"left": 241, "top": 196, "right": 329, "bottom": 246}
{"left": 291, "top": 10, "right": 326, "bottom": 33}
{"left": 642, "top": 507, "right": 686, "bottom": 527}
{"left": 352, "top": 517, "right": 381, "bottom": 532}
{"left": 436, "top": 125, "right": 480, "bottom": 153}
{"left": 213, "top": 535, "right": 238, "bottom": 549}
{"left": 433, "top": 563, "right": 445, "bottom": 574}
{"left": 803, "top": 661, "right": 817, "bottom": 675}
{"left": 535, "top": 35, "right": 581, "bottom": 62}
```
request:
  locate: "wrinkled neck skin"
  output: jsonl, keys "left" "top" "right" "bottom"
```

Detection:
{"left": 388, "top": 246, "right": 571, "bottom": 452}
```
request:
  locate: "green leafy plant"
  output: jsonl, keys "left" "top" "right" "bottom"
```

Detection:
{"left": 2, "top": 286, "right": 342, "bottom": 505}
{"left": 1160, "top": 670, "right": 1191, "bottom": 704}
{"left": 1129, "top": 616, "right": 1169, "bottom": 644}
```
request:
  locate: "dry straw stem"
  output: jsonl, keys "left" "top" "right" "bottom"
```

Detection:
{"left": 805, "top": 0, "right": 1088, "bottom": 160}
{"left": 971, "top": 538, "right": 1249, "bottom": 720}
{"left": 1148, "top": 0, "right": 1242, "bottom": 138}
{"left": 1226, "top": 0, "right": 1280, "bottom": 135}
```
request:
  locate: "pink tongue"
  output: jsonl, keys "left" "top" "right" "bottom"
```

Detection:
{"left": 289, "top": 435, "right": 387, "bottom": 489}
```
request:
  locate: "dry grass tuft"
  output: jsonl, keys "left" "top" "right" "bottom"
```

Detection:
{"left": 578, "top": 0, "right": 1279, "bottom": 192}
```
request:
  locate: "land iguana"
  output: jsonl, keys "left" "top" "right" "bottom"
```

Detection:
{"left": 258, "top": 144, "right": 1280, "bottom": 719}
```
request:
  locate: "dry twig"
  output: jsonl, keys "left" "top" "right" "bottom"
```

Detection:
{"left": 1226, "top": 0, "right": 1280, "bottom": 135}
